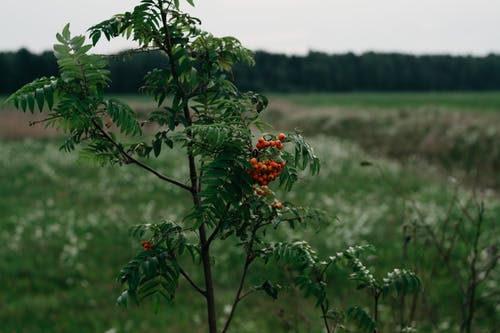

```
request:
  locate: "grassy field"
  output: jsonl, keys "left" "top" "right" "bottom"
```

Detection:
{"left": 3, "top": 91, "right": 500, "bottom": 111}
{"left": 266, "top": 93, "right": 500, "bottom": 190}
{"left": 272, "top": 92, "right": 500, "bottom": 112}
{"left": 1, "top": 93, "right": 499, "bottom": 332}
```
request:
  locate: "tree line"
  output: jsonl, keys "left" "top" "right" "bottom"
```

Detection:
{"left": 1, "top": 48, "right": 500, "bottom": 94}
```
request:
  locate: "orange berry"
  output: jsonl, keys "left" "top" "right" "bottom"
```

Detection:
{"left": 277, "top": 142, "right": 283, "bottom": 150}
{"left": 272, "top": 201, "right": 283, "bottom": 209}
{"left": 141, "top": 241, "right": 153, "bottom": 251}
{"left": 278, "top": 133, "right": 286, "bottom": 141}
{"left": 258, "top": 137, "right": 265, "bottom": 143}
{"left": 250, "top": 157, "right": 257, "bottom": 165}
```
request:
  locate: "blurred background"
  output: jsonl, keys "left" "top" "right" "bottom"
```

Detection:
{"left": 1, "top": 1, "right": 498, "bottom": 332}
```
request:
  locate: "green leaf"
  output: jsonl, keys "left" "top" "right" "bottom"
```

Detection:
{"left": 56, "top": 33, "right": 66, "bottom": 44}
{"left": 62, "top": 23, "right": 71, "bottom": 40}
{"left": 153, "top": 139, "right": 162, "bottom": 157}
{"left": 347, "top": 306, "right": 376, "bottom": 333}
{"left": 107, "top": 99, "right": 141, "bottom": 136}
{"left": 35, "top": 88, "right": 45, "bottom": 110}
{"left": 27, "top": 94, "right": 35, "bottom": 113}
{"left": 261, "top": 280, "right": 280, "bottom": 300}
{"left": 381, "top": 269, "right": 422, "bottom": 298}
{"left": 91, "top": 30, "right": 101, "bottom": 46}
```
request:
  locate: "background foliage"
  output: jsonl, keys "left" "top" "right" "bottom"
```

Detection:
{"left": 2, "top": 49, "right": 500, "bottom": 94}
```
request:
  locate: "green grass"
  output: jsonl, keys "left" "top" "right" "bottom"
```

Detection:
{"left": 1, "top": 135, "right": 498, "bottom": 332}
{"left": 4, "top": 92, "right": 500, "bottom": 112}
{"left": 1, "top": 92, "right": 499, "bottom": 332}
{"left": 110, "top": 92, "right": 500, "bottom": 112}
{"left": 272, "top": 92, "right": 500, "bottom": 112}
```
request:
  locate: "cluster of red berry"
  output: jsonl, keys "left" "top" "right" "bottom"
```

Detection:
{"left": 248, "top": 158, "right": 285, "bottom": 186}
{"left": 141, "top": 241, "right": 153, "bottom": 251}
{"left": 255, "top": 133, "right": 286, "bottom": 150}
{"left": 247, "top": 133, "right": 287, "bottom": 210}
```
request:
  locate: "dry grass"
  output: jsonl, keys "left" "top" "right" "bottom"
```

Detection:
{"left": 2, "top": 95, "right": 499, "bottom": 189}
{"left": 264, "top": 100, "right": 500, "bottom": 190}
{"left": 0, "top": 110, "right": 61, "bottom": 139}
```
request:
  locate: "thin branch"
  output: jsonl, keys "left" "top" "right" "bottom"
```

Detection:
{"left": 128, "top": 154, "right": 194, "bottom": 192}
{"left": 438, "top": 190, "right": 459, "bottom": 246}
{"left": 237, "top": 288, "right": 259, "bottom": 302}
{"left": 179, "top": 266, "right": 206, "bottom": 297}
{"left": 197, "top": 161, "right": 204, "bottom": 192}
{"left": 373, "top": 292, "right": 380, "bottom": 333}
{"left": 206, "top": 202, "right": 230, "bottom": 246}
{"left": 375, "top": 164, "right": 467, "bottom": 292}
{"left": 96, "top": 46, "right": 162, "bottom": 58}
{"left": 420, "top": 221, "right": 466, "bottom": 293}
{"left": 320, "top": 302, "right": 332, "bottom": 333}
{"left": 477, "top": 253, "right": 499, "bottom": 284}
{"left": 462, "top": 201, "right": 484, "bottom": 333}
{"left": 206, "top": 222, "right": 223, "bottom": 247}
{"left": 220, "top": 254, "right": 254, "bottom": 333}
{"left": 90, "top": 118, "right": 194, "bottom": 193}
{"left": 220, "top": 224, "right": 259, "bottom": 333}
{"left": 28, "top": 115, "right": 63, "bottom": 126}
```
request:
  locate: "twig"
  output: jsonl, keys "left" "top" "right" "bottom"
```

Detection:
{"left": 206, "top": 222, "right": 223, "bottom": 247}
{"left": 91, "top": 118, "right": 194, "bottom": 193}
{"left": 461, "top": 201, "right": 484, "bottom": 333}
{"left": 321, "top": 302, "right": 332, "bottom": 333}
{"left": 220, "top": 225, "right": 259, "bottom": 333}
{"left": 179, "top": 266, "right": 206, "bottom": 297}
{"left": 28, "top": 115, "right": 63, "bottom": 126}
{"left": 220, "top": 253, "right": 255, "bottom": 333}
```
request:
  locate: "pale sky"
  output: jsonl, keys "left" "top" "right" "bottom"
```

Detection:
{"left": 1, "top": 0, "right": 499, "bottom": 55}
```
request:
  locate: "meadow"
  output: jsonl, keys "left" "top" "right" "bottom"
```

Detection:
{"left": 1, "top": 93, "right": 499, "bottom": 332}
{"left": 272, "top": 92, "right": 500, "bottom": 112}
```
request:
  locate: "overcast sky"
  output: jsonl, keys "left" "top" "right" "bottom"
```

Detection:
{"left": 1, "top": 0, "right": 499, "bottom": 55}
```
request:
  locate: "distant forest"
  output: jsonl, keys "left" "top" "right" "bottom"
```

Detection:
{"left": 1, "top": 48, "right": 500, "bottom": 94}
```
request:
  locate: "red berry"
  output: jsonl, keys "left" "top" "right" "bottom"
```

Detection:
{"left": 141, "top": 241, "right": 153, "bottom": 251}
